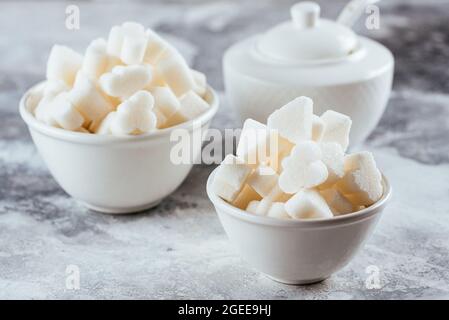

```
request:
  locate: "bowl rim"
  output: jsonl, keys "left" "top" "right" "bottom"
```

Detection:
{"left": 206, "top": 166, "right": 392, "bottom": 228}
{"left": 19, "top": 81, "right": 220, "bottom": 145}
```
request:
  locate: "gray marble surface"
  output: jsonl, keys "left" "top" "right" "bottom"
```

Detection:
{"left": 1, "top": 0, "right": 448, "bottom": 299}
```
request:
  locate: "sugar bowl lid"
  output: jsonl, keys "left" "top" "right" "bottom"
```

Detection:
{"left": 257, "top": 2, "right": 359, "bottom": 63}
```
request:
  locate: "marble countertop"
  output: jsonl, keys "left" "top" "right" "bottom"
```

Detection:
{"left": 1, "top": 0, "right": 448, "bottom": 299}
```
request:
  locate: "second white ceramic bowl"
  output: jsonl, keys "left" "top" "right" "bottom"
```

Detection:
{"left": 207, "top": 168, "right": 391, "bottom": 285}
{"left": 20, "top": 82, "right": 219, "bottom": 214}
{"left": 223, "top": 36, "right": 394, "bottom": 146}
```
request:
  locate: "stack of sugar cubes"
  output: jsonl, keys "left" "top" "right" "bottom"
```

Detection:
{"left": 32, "top": 22, "right": 209, "bottom": 135}
{"left": 213, "top": 96, "right": 383, "bottom": 220}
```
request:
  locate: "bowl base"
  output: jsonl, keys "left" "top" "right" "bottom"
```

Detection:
{"left": 80, "top": 199, "right": 163, "bottom": 214}
{"left": 265, "top": 274, "right": 328, "bottom": 285}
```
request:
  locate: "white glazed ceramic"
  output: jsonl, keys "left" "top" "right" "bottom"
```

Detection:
{"left": 207, "top": 168, "right": 392, "bottom": 285}
{"left": 20, "top": 82, "right": 219, "bottom": 214}
{"left": 223, "top": 1, "right": 394, "bottom": 146}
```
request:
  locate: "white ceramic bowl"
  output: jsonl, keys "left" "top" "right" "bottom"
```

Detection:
{"left": 223, "top": 36, "right": 394, "bottom": 146}
{"left": 207, "top": 168, "right": 392, "bottom": 285}
{"left": 20, "top": 82, "right": 219, "bottom": 214}
{"left": 222, "top": 1, "right": 394, "bottom": 146}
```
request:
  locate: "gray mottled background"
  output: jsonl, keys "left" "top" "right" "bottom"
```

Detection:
{"left": 0, "top": 0, "right": 448, "bottom": 299}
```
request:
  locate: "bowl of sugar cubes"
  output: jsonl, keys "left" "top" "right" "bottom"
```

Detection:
{"left": 20, "top": 22, "right": 219, "bottom": 214}
{"left": 207, "top": 96, "right": 391, "bottom": 284}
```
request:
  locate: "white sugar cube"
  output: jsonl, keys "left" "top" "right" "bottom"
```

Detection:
{"left": 157, "top": 49, "right": 196, "bottom": 96}
{"left": 177, "top": 90, "right": 209, "bottom": 119}
{"left": 236, "top": 120, "right": 292, "bottom": 171}
{"left": 34, "top": 81, "right": 70, "bottom": 126}
{"left": 246, "top": 200, "right": 261, "bottom": 215}
{"left": 105, "top": 55, "right": 123, "bottom": 73}
{"left": 151, "top": 86, "right": 180, "bottom": 121}
{"left": 43, "top": 80, "right": 70, "bottom": 98}
{"left": 279, "top": 141, "right": 328, "bottom": 194}
{"left": 51, "top": 92, "right": 85, "bottom": 131}
{"left": 34, "top": 98, "right": 58, "bottom": 127}
{"left": 312, "top": 114, "right": 324, "bottom": 141}
{"left": 290, "top": 140, "right": 322, "bottom": 163}
{"left": 82, "top": 38, "right": 109, "bottom": 79}
{"left": 285, "top": 189, "right": 333, "bottom": 220}
{"left": 107, "top": 22, "right": 145, "bottom": 58}
{"left": 164, "top": 91, "right": 209, "bottom": 127}
{"left": 320, "top": 110, "right": 352, "bottom": 152}
{"left": 34, "top": 98, "right": 56, "bottom": 126}
{"left": 121, "top": 32, "right": 147, "bottom": 65}
{"left": 69, "top": 72, "right": 114, "bottom": 126}
{"left": 212, "top": 154, "right": 253, "bottom": 203}
{"left": 143, "top": 29, "right": 169, "bottom": 65}
{"left": 95, "top": 111, "right": 116, "bottom": 135}
{"left": 319, "top": 142, "right": 345, "bottom": 189}
{"left": 99, "top": 65, "right": 153, "bottom": 98}
{"left": 153, "top": 109, "right": 167, "bottom": 129}
{"left": 256, "top": 198, "right": 273, "bottom": 215}
{"left": 267, "top": 96, "right": 313, "bottom": 143}
{"left": 87, "top": 117, "right": 106, "bottom": 133}
{"left": 236, "top": 119, "right": 270, "bottom": 167}
{"left": 336, "top": 151, "right": 383, "bottom": 206}
{"left": 107, "top": 25, "right": 124, "bottom": 57}
{"left": 46, "top": 45, "right": 83, "bottom": 86}
{"left": 247, "top": 166, "right": 279, "bottom": 198}
{"left": 192, "top": 69, "right": 207, "bottom": 98}
{"left": 245, "top": 198, "right": 272, "bottom": 216}
{"left": 320, "top": 188, "right": 355, "bottom": 216}
{"left": 266, "top": 184, "right": 292, "bottom": 202}
{"left": 232, "top": 184, "right": 261, "bottom": 210}
{"left": 267, "top": 202, "right": 290, "bottom": 219}
{"left": 110, "top": 91, "right": 157, "bottom": 135}
{"left": 27, "top": 88, "right": 43, "bottom": 112}
{"left": 268, "top": 133, "right": 294, "bottom": 173}
{"left": 146, "top": 66, "right": 166, "bottom": 87}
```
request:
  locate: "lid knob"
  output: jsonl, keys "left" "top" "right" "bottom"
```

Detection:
{"left": 291, "top": 2, "right": 320, "bottom": 29}
{"left": 257, "top": 1, "right": 359, "bottom": 62}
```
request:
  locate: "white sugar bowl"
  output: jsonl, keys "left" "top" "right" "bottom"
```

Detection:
{"left": 223, "top": 1, "right": 394, "bottom": 146}
{"left": 20, "top": 83, "right": 219, "bottom": 214}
